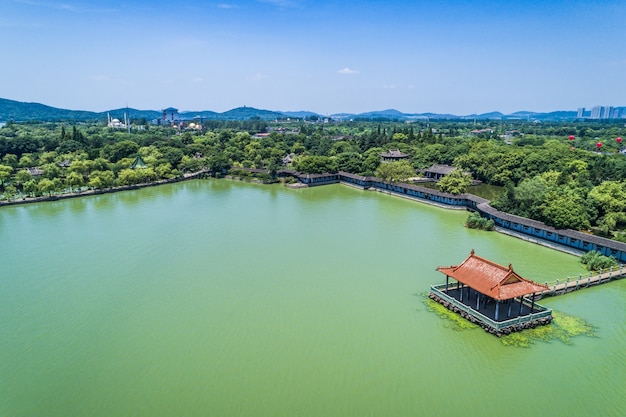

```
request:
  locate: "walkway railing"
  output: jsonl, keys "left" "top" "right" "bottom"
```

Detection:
{"left": 430, "top": 284, "right": 552, "bottom": 332}
{"left": 540, "top": 264, "right": 625, "bottom": 297}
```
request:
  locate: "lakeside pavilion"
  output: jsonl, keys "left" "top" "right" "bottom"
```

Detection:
{"left": 430, "top": 250, "right": 552, "bottom": 335}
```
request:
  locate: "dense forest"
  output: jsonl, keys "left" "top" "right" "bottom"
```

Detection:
{"left": 1, "top": 118, "right": 626, "bottom": 242}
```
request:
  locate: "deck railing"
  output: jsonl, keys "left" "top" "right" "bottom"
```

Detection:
{"left": 430, "top": 284, "right": 552, "bottom": 332}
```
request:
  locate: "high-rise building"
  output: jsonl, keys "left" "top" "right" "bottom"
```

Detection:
{"left": 577, "top": 107, "right": 585, "bottom": 118}
{"left": 591, "top": 106, "right": 602, "bottom": 119}
{"left": 610, "top": 107, "right": 620, "bottom": 119}
{"left": 602, "top": 106, "right": 613, "bottom": 119}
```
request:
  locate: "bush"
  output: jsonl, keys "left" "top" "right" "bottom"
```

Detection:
{"left": 465, "top": 212, "right": 495, "bottom": 231}
{"left": 580, "top": 250, "right": 619, "bottom": 271}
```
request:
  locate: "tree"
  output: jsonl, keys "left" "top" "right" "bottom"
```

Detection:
{"left": 18, "top": 154, "right": 34, "bottom": 168}
{"left": 375, "top": 160, "right": 414, "bottom": 183}
{"left": 207, "top": 154, "right": 231, "bottom": 176}
{"left": 14, "top": 170, "right": 33, "bottom": 190}
{"left": 3, "top": 184, "right": 17, "bottom": 201}
{"left": 0, "top": 164, "right": 12, "bottom": 185}
{"left": 41, "top": 163, "right": 61, "bottom": 180}
{"left": 2, "top": 154, "right": 18, "bottom": 168}
{"left": 178, "top": 155, "right": 203, "bottom": 173}
{"left": 56, "top": 139, "right": 85, "bottom": 154}
{"left": 437, "top": 169, "right": 472, "bottom": 195}
{"left": 88, "top": 170, "right": 115, "bottom": 189}
{"left": 465, "top": 212, "right": 495, "bottom": 230}
{"left": 102, "top": 140, "right": 140, "bottom": 162}
{"left": 23, "top": 179, "right": 37, "bottom": 197}
{"left": 155, "top": 163, "right": 176, "bottom": 179}
{"left": 65, "top": 171, "right": 85, "bottom": 192}
{"left": 117, "top": 168, "right": 139, "bottom": 185}
{"left": 69, "top": 159, "right": 91, "bottom": 176}
{"left": 294, "top": 155, "right": 337, "bottom": 174}
{"left": 580, "top": 250, "right": 618, "bottom": 271}
{"left": 588, "top": 181, "right": 626, "bottom": 217}
{"left": 335, "top": 152, "right": 363, "bottom": 173}
{"left": 539, "top": 188, "right": 590, "bottom": 230}
{"left": 38, "top": 178, "right": 57, "bottom": 196}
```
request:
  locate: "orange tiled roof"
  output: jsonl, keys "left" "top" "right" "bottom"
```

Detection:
{"left": 436, "top": 250, "right": 548, "bottom": 300}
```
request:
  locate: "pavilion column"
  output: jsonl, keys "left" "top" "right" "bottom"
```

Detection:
{"left": 495, "top": 300, "right": 500, "bottom": 321}
{"left": 466, "top": 285, "right": 470, "bottom": 300}
{"left": 530, "top": 293, "right": 535, "bottom": 313}
{"left": 445, "top": 276, "right": 449, "bottom": 292}
{"left": 518, "top": 297, "right": 524, "bottom": 315}
{"left": 460, "top": 284, "right": 464, "bottom": 301}
{"left": 507, "top": 299, "right": 512, "bottom": 318}
{"left": 476, "top": 293, "right": 480, "bottom": 311}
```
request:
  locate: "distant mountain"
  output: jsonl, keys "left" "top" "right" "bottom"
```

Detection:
{"left": 0, "top": 98, "right": 101, "bottom": 121}
{"left": 218, "top": 106, "right": 285, "bottom": 120}
{"left": 541, "top": 111, "right": 578, "bottom": 120}
{"left": 355, "top": 109, "right": 407, "bottom": 119}
{"left": 281, "top": 111, "right": 320, "bottom": 119}
{"left": 330, "top": 113, "right": 357, "bottom": 120}
{"left": 0, "top": 97, "right": 619, "bottom": 123}
{"left": 108, "top": 108, "right": 161, "bottom": 121}
{"left": 478, "top": 111, "right": 505, "bottom": 119}
{"left": 179, "top": 110, "right": 220, "bottom": 119}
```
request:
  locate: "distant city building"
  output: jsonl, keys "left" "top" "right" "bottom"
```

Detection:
{"left": 610, "top": 107, "right": 621, "bottom": 119}
{"left": 153, "top": 107, "right": 180, "bottom": 126}
{"left": 107, "top": 112, "right": 127, "bottom": 129}
{"left": 578, "top": 105, "right": 621, "bottom": 119}
{"left": 162, "top": 107, "right": 179, "bottom": 122}
{"left": 590, "top": 106, "right": 602, "bottom": 119}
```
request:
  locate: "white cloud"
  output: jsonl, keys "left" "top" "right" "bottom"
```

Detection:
{"left": 383, "top": 84, "right": 396, "bottom": 89}
{"left": 338, "top": 67, "right": 359, "bottom": 75}
{"left": 249, "top": 73, "right": 267, "bottom": 81}
{"left": 215, "top": 3, "right": 238, "bottom": 9}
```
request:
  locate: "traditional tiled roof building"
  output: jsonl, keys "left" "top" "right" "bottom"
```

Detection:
{"left": 430, "top": 250, "right": 552, "bottom": 335}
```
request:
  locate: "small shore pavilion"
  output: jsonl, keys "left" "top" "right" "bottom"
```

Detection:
{"left": 429, "top": 250, "right": 552, "bottom": 335}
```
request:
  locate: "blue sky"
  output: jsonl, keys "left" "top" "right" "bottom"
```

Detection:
{"left": 2, "top": 0, "right": 625, "bottom": 115}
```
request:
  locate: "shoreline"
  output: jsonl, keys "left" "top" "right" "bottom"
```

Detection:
{"left": 0, "top": 169, "right": 209, "bottom": 208}
{"left": 3, "top": 170, "right": 625, "bottom": 267}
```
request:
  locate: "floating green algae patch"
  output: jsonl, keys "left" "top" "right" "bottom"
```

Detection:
{"left": 499, "top": 311, "right": 595, "bottom": 347}
{"left": 423, "top": 297, "right": 595, "bottom": 346}
{"left": 423, "top": 297, "right": 479, "bottom": 330}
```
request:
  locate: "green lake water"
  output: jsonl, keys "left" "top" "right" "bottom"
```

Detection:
{"left": 1, "top": 180, "right": 624, "bottom": 417}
